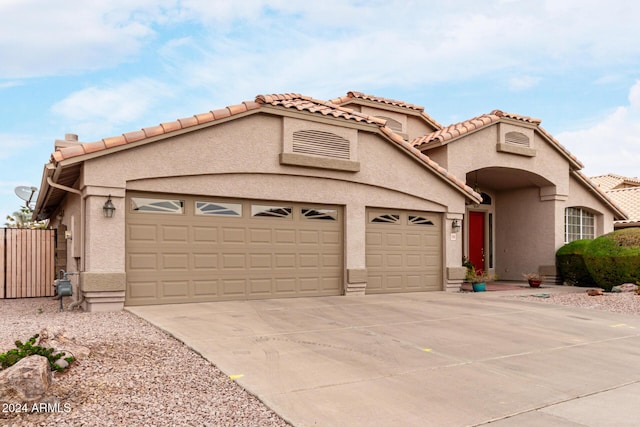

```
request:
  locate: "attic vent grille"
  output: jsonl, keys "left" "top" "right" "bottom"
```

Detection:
{"left": 292, "top": 130, "right": 350, "bottom": 159}
{"left": 505, "top": 131, "right": 529, "bottom": 147}
{"left": 376, "top": 116, "right": 402, "bottom": 132}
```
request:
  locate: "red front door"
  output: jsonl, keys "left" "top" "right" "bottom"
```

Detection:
{"left": 469, "top": 212, "right": 485, "bottom": 273}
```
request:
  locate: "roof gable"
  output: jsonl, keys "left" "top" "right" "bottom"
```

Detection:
{"left": 412, "top": 109, "right": 583, "bottom": 169}
{"left": 329, "top": 91, "right": 443, "bottom": 130}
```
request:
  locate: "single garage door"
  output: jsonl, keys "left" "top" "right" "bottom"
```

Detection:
{"left": 125, "top": 193, "right": 343, "bottom": 305}
{"left": 366, "top": 209, "right": 442, "bottom": 293}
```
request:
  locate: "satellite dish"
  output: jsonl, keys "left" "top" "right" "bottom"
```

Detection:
{"left": 14, "top": 186, "right": 38, "bottom": 210}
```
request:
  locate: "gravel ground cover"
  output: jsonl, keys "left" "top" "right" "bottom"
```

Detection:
{"left": 503, "top": 289, "right": 640, "bottom": 316}
{"left": 0, "top": 297, "right": 291, "bottom": 427}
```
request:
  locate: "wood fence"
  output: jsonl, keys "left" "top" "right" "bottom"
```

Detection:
{"left": 1, "top": 228, "right": 56, "bottom": 299}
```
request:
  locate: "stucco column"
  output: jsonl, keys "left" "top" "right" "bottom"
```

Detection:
{"left": 445, "top": 212, "right": 465, "bottom": 291}
{"left": 81, "top": 191, "right": 126, "bottom": 312}
{"left": 344, "top": 203, "right": 367, "bottom": 295}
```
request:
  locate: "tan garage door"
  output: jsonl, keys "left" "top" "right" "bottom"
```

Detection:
{"left": 366, "top": 209, "right": 442, "bottom": 293}
{"left": 125, "top": 193, "right": 343, "bottom": 306}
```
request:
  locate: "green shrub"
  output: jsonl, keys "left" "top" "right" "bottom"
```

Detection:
{"left": 0, "top": 334, "right": 73, "bottom": 372}
{"left": 556, "top": 239, "right": 595, "bottom": 287}
{"left": 583, "top": 228, "right": 640, "bottom": 292}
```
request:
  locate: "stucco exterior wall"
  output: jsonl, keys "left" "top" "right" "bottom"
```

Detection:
{"left": 495, "top": 187, "right": 557, "bottom": 280}
{"left": 72, "top": 111, "right": 468, "bottom": 304}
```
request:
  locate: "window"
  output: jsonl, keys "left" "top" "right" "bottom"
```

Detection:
{"left": 370, "top": 214, "right": 400, "bottom": 224}
{"left": 408, "top": 215, "right": 434, "bottom": 226}
{"left": 251, "top": 205, "right": 292, "bottom": 218}
{"left": 131, "top": 197, "right": 184, "bottom": 214}
{"left": 302, "top": 208, "right": 338, "bottom": 221}
{"left": 565, "top": 207, "right": 594, "bottom": 242}
{"left": 195, "top": 201, "right": 242, "bottom": 217}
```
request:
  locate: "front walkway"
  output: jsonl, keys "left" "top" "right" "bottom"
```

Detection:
{"left": 128, "top": 288, "right": 640, "bottom": 426}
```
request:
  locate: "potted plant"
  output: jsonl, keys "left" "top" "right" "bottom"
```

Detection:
{"left": 523, "top": 272, "right": 545, "bottom": 288}
{"left": 466, "top": 268, "right": 496, "bottom": 292}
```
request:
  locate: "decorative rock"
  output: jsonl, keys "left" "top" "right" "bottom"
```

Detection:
{"left": 0, "top": 355, "right": 52, "bottom": 402}
{"left": 611, "top": 283, "right": 639, "bottom": 293}
{"left": 39, "top": 328, "right": 91, "bottom": 361}
{"left": 587, "top": 288, "right": 604, "bottom": 296}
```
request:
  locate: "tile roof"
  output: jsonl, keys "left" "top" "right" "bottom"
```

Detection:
{"left": 411, "top": 109, "right": 583, "bottom": 168}
{"left": 607, "top": 187, "right": 640, "bottom": 223}
{"left": 573, "top": 170, "right": 628, "bottom": 220}
{"left": 255, "top": 93, "right": 387, "bottom": 125}
{"left": 590, "top": 173, "right": 640, "bottom": 191}
{"left": 47, "top": 92, "right": 481, "bottom": 204}
{"left": 329, "top": 91, "right": 443, "bottom": 129}
{"left": 52, "top": 100, "right": 262, "bottom": 162}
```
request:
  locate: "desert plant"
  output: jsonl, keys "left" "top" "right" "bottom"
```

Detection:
{"left": 556, "top": 239, "right": 595, "bottom": 287}
{"left": 0, "top": 334, "right": 73, "bottom": 372}
{"left": 582, "top": 228, "right": 640, "bottom": 292}
{"left": 465, "top": 268, "right": 496, "bottom": 284}
{"left": 522, "top": 272, "right": 546, "bottom": 281}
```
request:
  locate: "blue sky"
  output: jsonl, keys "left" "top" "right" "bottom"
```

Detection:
{"left": 1, "top": 0, "right": 640, "bottom": 221}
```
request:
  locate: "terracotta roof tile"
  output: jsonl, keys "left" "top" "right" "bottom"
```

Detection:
{"left": 123, "top": 130, "right": 146, "bottom": 143}
{"left": 591, "top": 173, "right": 640, "bottom": 191}
{"left": 211, "top": 107, "right": 231, "bottom": 120}
{"left": 607, "top": 187, "right": 640, "bottom": 223}
{"left": 574, "top": 170, "right": 627, "bottom": 220}
{"left": 160, "top": 121, "right": 181, "bottom": 133}
{"left": 82, "top": 140, "right": 107, "bottom": 154}
{"left": 195, "top": 112, "right": 215, "bottom": 124}
{"left": 142, "top": 125, "right": 165, "bottom": 138}
{"left": 412, "top": 112, "right": 502, "bottom": 147}
{"left": 329, "top": 91, "right": 443, "bottom": 129}
{"left": 255, "top": 93, "right": 387, "bottom": 125}
{"left": 103, "top": 135, "right": 127, "bottom": 148}
{"left": 178, "top": 116, "right": 198, "bottom": 128}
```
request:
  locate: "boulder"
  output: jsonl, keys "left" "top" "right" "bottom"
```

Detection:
{"left": 0, "top": 355, "right": 51, "bottom": 403}
{"left": 587, "top": 288, "right": 604, "bottom": 296}
{"left": 611, "top": 283, "right": 639, "bottom": 293}
{"left": 39, "top": 328, "right": 90, "bottom": 361}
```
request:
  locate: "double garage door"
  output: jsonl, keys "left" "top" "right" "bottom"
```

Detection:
{"left": 125, "top": 193, "right": 443, "bottom": 306}
{"left": 126, "top": 193, "right": 343, "bottom": 305}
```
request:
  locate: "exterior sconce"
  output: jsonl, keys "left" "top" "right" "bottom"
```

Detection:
{"left": 452, "top": 219, "right": 461, "bottom": 233}
{"left": 103, "top": 195, "right": 116, "bottom": 218}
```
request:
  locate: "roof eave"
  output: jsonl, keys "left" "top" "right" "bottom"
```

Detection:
{"left": 571, "top": 170, "right": 628, "bottom": 220}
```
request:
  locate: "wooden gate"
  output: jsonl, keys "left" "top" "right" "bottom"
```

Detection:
{"left": 1, "top": 228, "right": 56, "bottom": 298}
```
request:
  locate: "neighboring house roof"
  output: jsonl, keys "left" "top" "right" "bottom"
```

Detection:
{"left": 329, "top": 91, "right": 443, "bottom": 130}
{"left": 590, "top": 173, "right": 640, "bottom": 227}
{"left": 36, "top": 93, "right": 481, "bottom": 218}
{"left": 411, "top": 109, "right": 584, "bottom": 170}
{"left": 572, "top": 171, "right": 628, "bottom": 221}
{"left": 590, "top": 173, "right": 640, "bottom": 191}
{"left": 607, "top": 187, "right": 640, "bottom": 225}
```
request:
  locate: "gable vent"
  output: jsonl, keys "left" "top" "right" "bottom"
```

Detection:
{"left": 505, "top": 131, "right": 530, "bottom": 147}
{"left": 292, "top": 130, "right": 350, "bottom": 159}
{"left": 376, "top": 116, "right": 403, "bottom": 132}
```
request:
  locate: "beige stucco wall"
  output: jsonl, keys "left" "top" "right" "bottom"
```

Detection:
{"left": 72, "top": 111, "right": 467, "bottom": 298}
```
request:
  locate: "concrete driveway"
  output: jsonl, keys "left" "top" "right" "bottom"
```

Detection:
{"left": 128, "top": 288, "right": 640, "bottom": 427}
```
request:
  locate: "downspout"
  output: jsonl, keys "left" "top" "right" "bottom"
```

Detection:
{"left": 46, "top": 176, "right": 86, "bottom": 310}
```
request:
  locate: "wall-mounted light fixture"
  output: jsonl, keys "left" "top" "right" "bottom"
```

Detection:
{"left": 452, "top": 219, "right": 461, "bottom": 233}
{"left": 103, "top": 195, "right": 116, "bottom": 218}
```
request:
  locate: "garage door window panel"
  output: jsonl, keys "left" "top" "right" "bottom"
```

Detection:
{"left": 302, "top": 208, "right": 338, "bottom": 221}
{"left": 251, "top": 205, "right": 293, "bottom": 218}
{"left": 370, "top": 213, "right": 400, "bottom": 224}
{"left": 195, "top": 201, "right": 242, "bottom": 217}
{"left": 408, "top": 215, "right": 435, "bottom": 226}
{"left": 131, "top": 197, "right": 184, "bottom": 214}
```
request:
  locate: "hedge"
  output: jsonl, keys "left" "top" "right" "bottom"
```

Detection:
{"left": 582, "top": 228, "right": 640, "bottom": 291}
{"left": 556, "top": 239, "right": 595, "bottom": 287}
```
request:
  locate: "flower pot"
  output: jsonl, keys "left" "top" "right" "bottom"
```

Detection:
{"left": 528, "top": 279, "right": 542, "bottom": 288}
{"left": 472, "top": 282, "right": 486, "bottom": 292}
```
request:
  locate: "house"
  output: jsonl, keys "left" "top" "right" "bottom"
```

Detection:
{"left": 33, "top": 92, "right": 626, "bottom": 311}
{"left": 591, "top": 174, "right": 640, "bottom": 229}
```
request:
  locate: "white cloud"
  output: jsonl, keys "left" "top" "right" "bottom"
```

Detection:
{"left": 0, "top": 133, "right": 38, "bottom": 160}
{"left": 557, "top": 81, "right": 640, "bottom": 178}
{"left": 51, "top": 78, "right": 173, "bottom": 138}
{"left": 508, "top": 76, "right": 541, "bottom": 91}
{"left": 0, "top": 0, "right": 172, "bottom": 78}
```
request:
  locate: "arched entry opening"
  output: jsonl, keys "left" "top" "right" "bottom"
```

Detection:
{"left": 465, "top": 167, "right": 556, "bottom": 280}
